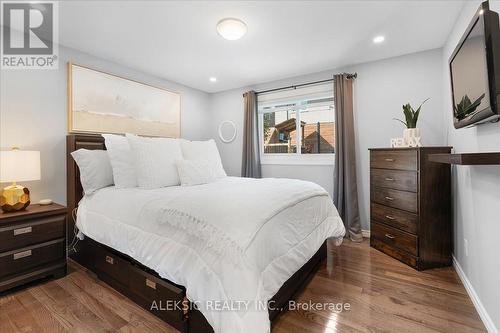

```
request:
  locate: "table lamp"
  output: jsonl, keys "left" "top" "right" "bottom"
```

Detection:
{"left": 0, "top": 148, "right": 41, "bottom": 212}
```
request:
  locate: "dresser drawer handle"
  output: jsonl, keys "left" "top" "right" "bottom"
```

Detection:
{"left": 105, "top": 255, "right": 114, "bottom": 265}
{"left": 13, "top": 226, "right": 32, "bottom": 236}
{"left": 384, "top": 158, "right": 395, "bottom": 162}
{"left": 385, "top": 215, "right": 396, "bottom": 220}
{"left": 13, "top": 250, "right": 32, "bottom": 260}
{"left": 384, "top": 196, "right": 394, "bottom": 201}
{"left": 385, "top": 233, "right": 395, "bottom": 240}
{"left": 145, "top": 278, "right": 157, "bottom": 290}
{"left": 385, "top": 177, "right": 394, "bottom": 181}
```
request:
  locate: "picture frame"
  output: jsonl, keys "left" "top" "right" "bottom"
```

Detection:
{"left": 67, "top": 62, "right": 181, "bottom": 138}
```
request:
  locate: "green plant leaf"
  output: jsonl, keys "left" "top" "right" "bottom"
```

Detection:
{"left": 413, "top": 98, "right": 429, "bottom": 127}
{"left": 398, "top": 98, "right": 429, "bottom": 128}
{"left": 393, "top": 118, "right": 408, "bottom": 128}
{"left": 402, "top": 104, "right": 413, "bottom": 128}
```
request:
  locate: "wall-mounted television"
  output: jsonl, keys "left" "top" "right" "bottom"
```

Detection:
{"left": 449, "top": 1, "right": 500, "bottom": 128}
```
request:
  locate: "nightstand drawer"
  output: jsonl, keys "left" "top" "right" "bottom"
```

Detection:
{"left": 371, "top": 187, "right": 417, "bottom": 213}
{"left": 370, "top": 150, "right": 418, "bottom": 170}
{"left": 0, "top": 239, "right": 65, "bottom": 278}
{"left": 370, "top": 169, "right": 417, "bottom": 192}
{"left": 371, "top": 202, "right": 418, "bottom": 234}
{"left": 0, "top": 215, "right": 65, "bottom": 252}
{"left": 371, "top": 221, "right": 418, "bottom": 256}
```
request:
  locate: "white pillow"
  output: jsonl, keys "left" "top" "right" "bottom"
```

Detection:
{"left": 126, "top": 134, "right": 182, "bottom": 188}
{"left": 71, "top": 149, "right": 113, "bottom": 195}
{"left": 180, "top": 139, "right": 227, "bottom": 178}
{"left": 176, "top": 159, "right": 220, "bottom": 186}
{"left": 102, "top": 134, "right": 137, "bottom": 188}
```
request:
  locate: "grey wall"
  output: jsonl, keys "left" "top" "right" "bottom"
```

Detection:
{"left": 209, "top": 48, "right": 445, "bottom": 230}
{"left": 0, "top": 45, "right": 211, "bottom": 205}
{"left": 443, "top": 1, "right": 500, "bottom": 331}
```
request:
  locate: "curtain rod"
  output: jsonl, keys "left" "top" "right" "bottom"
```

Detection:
{"left": 252, "top": 72, "right": 357, "bottom": 96}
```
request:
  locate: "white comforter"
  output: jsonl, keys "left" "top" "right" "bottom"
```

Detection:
{"left": 76, "top": 177, "right": 345, "bottom": 333}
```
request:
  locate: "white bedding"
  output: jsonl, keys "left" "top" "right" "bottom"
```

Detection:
{"left": 76, "top": 177, "right": 345, "bottom": 333}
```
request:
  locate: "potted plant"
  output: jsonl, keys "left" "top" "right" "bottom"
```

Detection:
{"left": 394, "top": 98, "right": 429, "bottom": 145}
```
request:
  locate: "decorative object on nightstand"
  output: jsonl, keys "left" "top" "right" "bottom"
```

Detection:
{"left": 0, "top": 148, "right": 41, "bottom": 212}
{"left": 369, "top": 147, "right": 452, "bottom": 270}
{"left": 0, "top": 203, "right": 67, "bottom": 293}
{"left": 39, "top": 199, "right": 53, "bottom": 205}
{"left": 390, "top": 99, "right": 428, "bottom": 148}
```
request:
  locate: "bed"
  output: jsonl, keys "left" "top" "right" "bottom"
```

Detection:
{"left": 66, "top": 134, "right": 345, "bottom": 333}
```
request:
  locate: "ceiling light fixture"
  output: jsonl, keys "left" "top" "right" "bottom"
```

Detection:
{"left": 209, "top": 77, "right": 217, "bottom": 82}
{"left": 479, "top": 9, "right": 484, "bottom": 15}
{"left": 216, "top": 18, "right": 247, "bottom": 41}
{"left": 373, "top": 35, "right": 385, "bottom": 44}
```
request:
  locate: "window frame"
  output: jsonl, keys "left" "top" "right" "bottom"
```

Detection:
{"left": 258, "top": 88, "right": 335, "bottom": 166}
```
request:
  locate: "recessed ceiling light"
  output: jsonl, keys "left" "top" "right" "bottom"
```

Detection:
{"left": 479, "top": 9, "right": 484, "bottom": 15}
{"left": 209, "top": 77, "right": 217, "bottom": 82}
{"left": 216, "top": 18, "right": 247, "bottom": 41}
{"left": 373, "top": 35, "right": 385, "bottom": 44}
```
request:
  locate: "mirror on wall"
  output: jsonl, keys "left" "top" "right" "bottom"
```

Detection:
{"left": 218, "top": 120, "right": 237, "bottom": 143}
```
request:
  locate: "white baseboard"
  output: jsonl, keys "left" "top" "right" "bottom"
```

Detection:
{"left": 452, "top": 256, "right": 498, "bottom": 333}
{"left": 361, "top": 229, "right": 370, "bottom": 238}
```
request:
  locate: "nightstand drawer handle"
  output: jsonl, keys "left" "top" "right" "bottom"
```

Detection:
{"left": 145, "top": 278, "right": 156, "bottom": 289}
{"left": 384, "top": 196, "right": 394, "bottom": 201}
{"left": 385, "top": 215, "right": 396, "bottom": 220}
{"left": 13, "top": 250, "right": 32, "bottom": 260}
{"left": 13, "top": 226, "right": 32, "bottom": 236}
{"left": 385, "top": 158, "right": 395, "bottom": 162}
{"left": 385, "top": 177, "right": 394, "bottom": 181}
{"left": 105, "top": 255, "right": 114, "bottom": 265}
{"left": 385, "top": 233, "right": 395, "bottom": 240}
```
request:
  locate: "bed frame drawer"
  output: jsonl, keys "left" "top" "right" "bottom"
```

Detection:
{"left": 94, "top": 246, "right": 130, "bottom": 286}
{"left": 0, "top": 215, "right": 65, "bottom": 253}
{"left": 89, "top": 241, "right": 188, "bottom": 331}
{"left": 129, "top": 266, "right": 187, "bottom": 324}
{"left": 0, "top": 239, "right": 65, "bottom": 278}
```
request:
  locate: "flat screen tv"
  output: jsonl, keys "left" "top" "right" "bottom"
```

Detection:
{"left": 449, "top": 1, "right": 500, "bottom": 128}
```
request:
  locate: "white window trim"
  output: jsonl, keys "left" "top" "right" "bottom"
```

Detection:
{"left": 261, "top": 153, "right": 335, "bottom": 166}
{"left": 258, "top": 104, "right": 335, "bottom": 166}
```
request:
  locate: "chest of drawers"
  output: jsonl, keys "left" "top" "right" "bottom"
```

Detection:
{"left": 369, "top": 147, "right": 452, "bottom": 270}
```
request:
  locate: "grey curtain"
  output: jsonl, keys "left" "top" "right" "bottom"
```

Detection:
{"left": 333, "top": 74, "right": 363, "bottom": 242}
{"left": 241, "top": 91, "right": 262, "bottom": 178}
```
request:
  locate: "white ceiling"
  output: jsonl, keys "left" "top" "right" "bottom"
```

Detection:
{"left": 59, "top": 1, "right": 465, "bottom": 93}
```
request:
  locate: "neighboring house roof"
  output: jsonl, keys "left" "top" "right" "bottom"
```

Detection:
{"left": 274, "top": 118, "right": 306, "bottom": 133}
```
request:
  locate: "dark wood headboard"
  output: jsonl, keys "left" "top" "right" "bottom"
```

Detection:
{"left": 66, "top": 134, "right": 106, "bottom": 238}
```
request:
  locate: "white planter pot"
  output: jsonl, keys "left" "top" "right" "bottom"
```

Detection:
{"left": 403, "top": 128, "right": 422, "bottom": 147}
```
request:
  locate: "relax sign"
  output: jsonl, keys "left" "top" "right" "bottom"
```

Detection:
{"left": 391, "top": 128, "right": 422, "bottom": 148}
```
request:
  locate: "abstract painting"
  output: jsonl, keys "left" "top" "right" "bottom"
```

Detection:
{"left": 68, "top": 63, "right": 181, "bottom": 137}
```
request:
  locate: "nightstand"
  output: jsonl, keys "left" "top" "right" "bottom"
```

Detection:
{"left": 0, "top": 203, "right": 67, "bottom": 293}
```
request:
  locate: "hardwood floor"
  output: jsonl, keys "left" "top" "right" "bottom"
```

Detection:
{"left": 0, "top": 239, "right": 486, "bottom": 333}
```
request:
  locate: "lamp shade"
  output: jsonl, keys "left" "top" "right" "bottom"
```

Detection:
{"left": 0, "top": 150, "right": 41, "bottom": 182}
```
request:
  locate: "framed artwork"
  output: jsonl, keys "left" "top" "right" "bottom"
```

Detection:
{"left": 67, "top": 63, "right": 181, "bottom": 137}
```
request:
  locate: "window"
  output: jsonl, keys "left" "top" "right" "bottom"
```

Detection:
{"left": 258, "top": 82, "right": 335, "bottom": 164}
